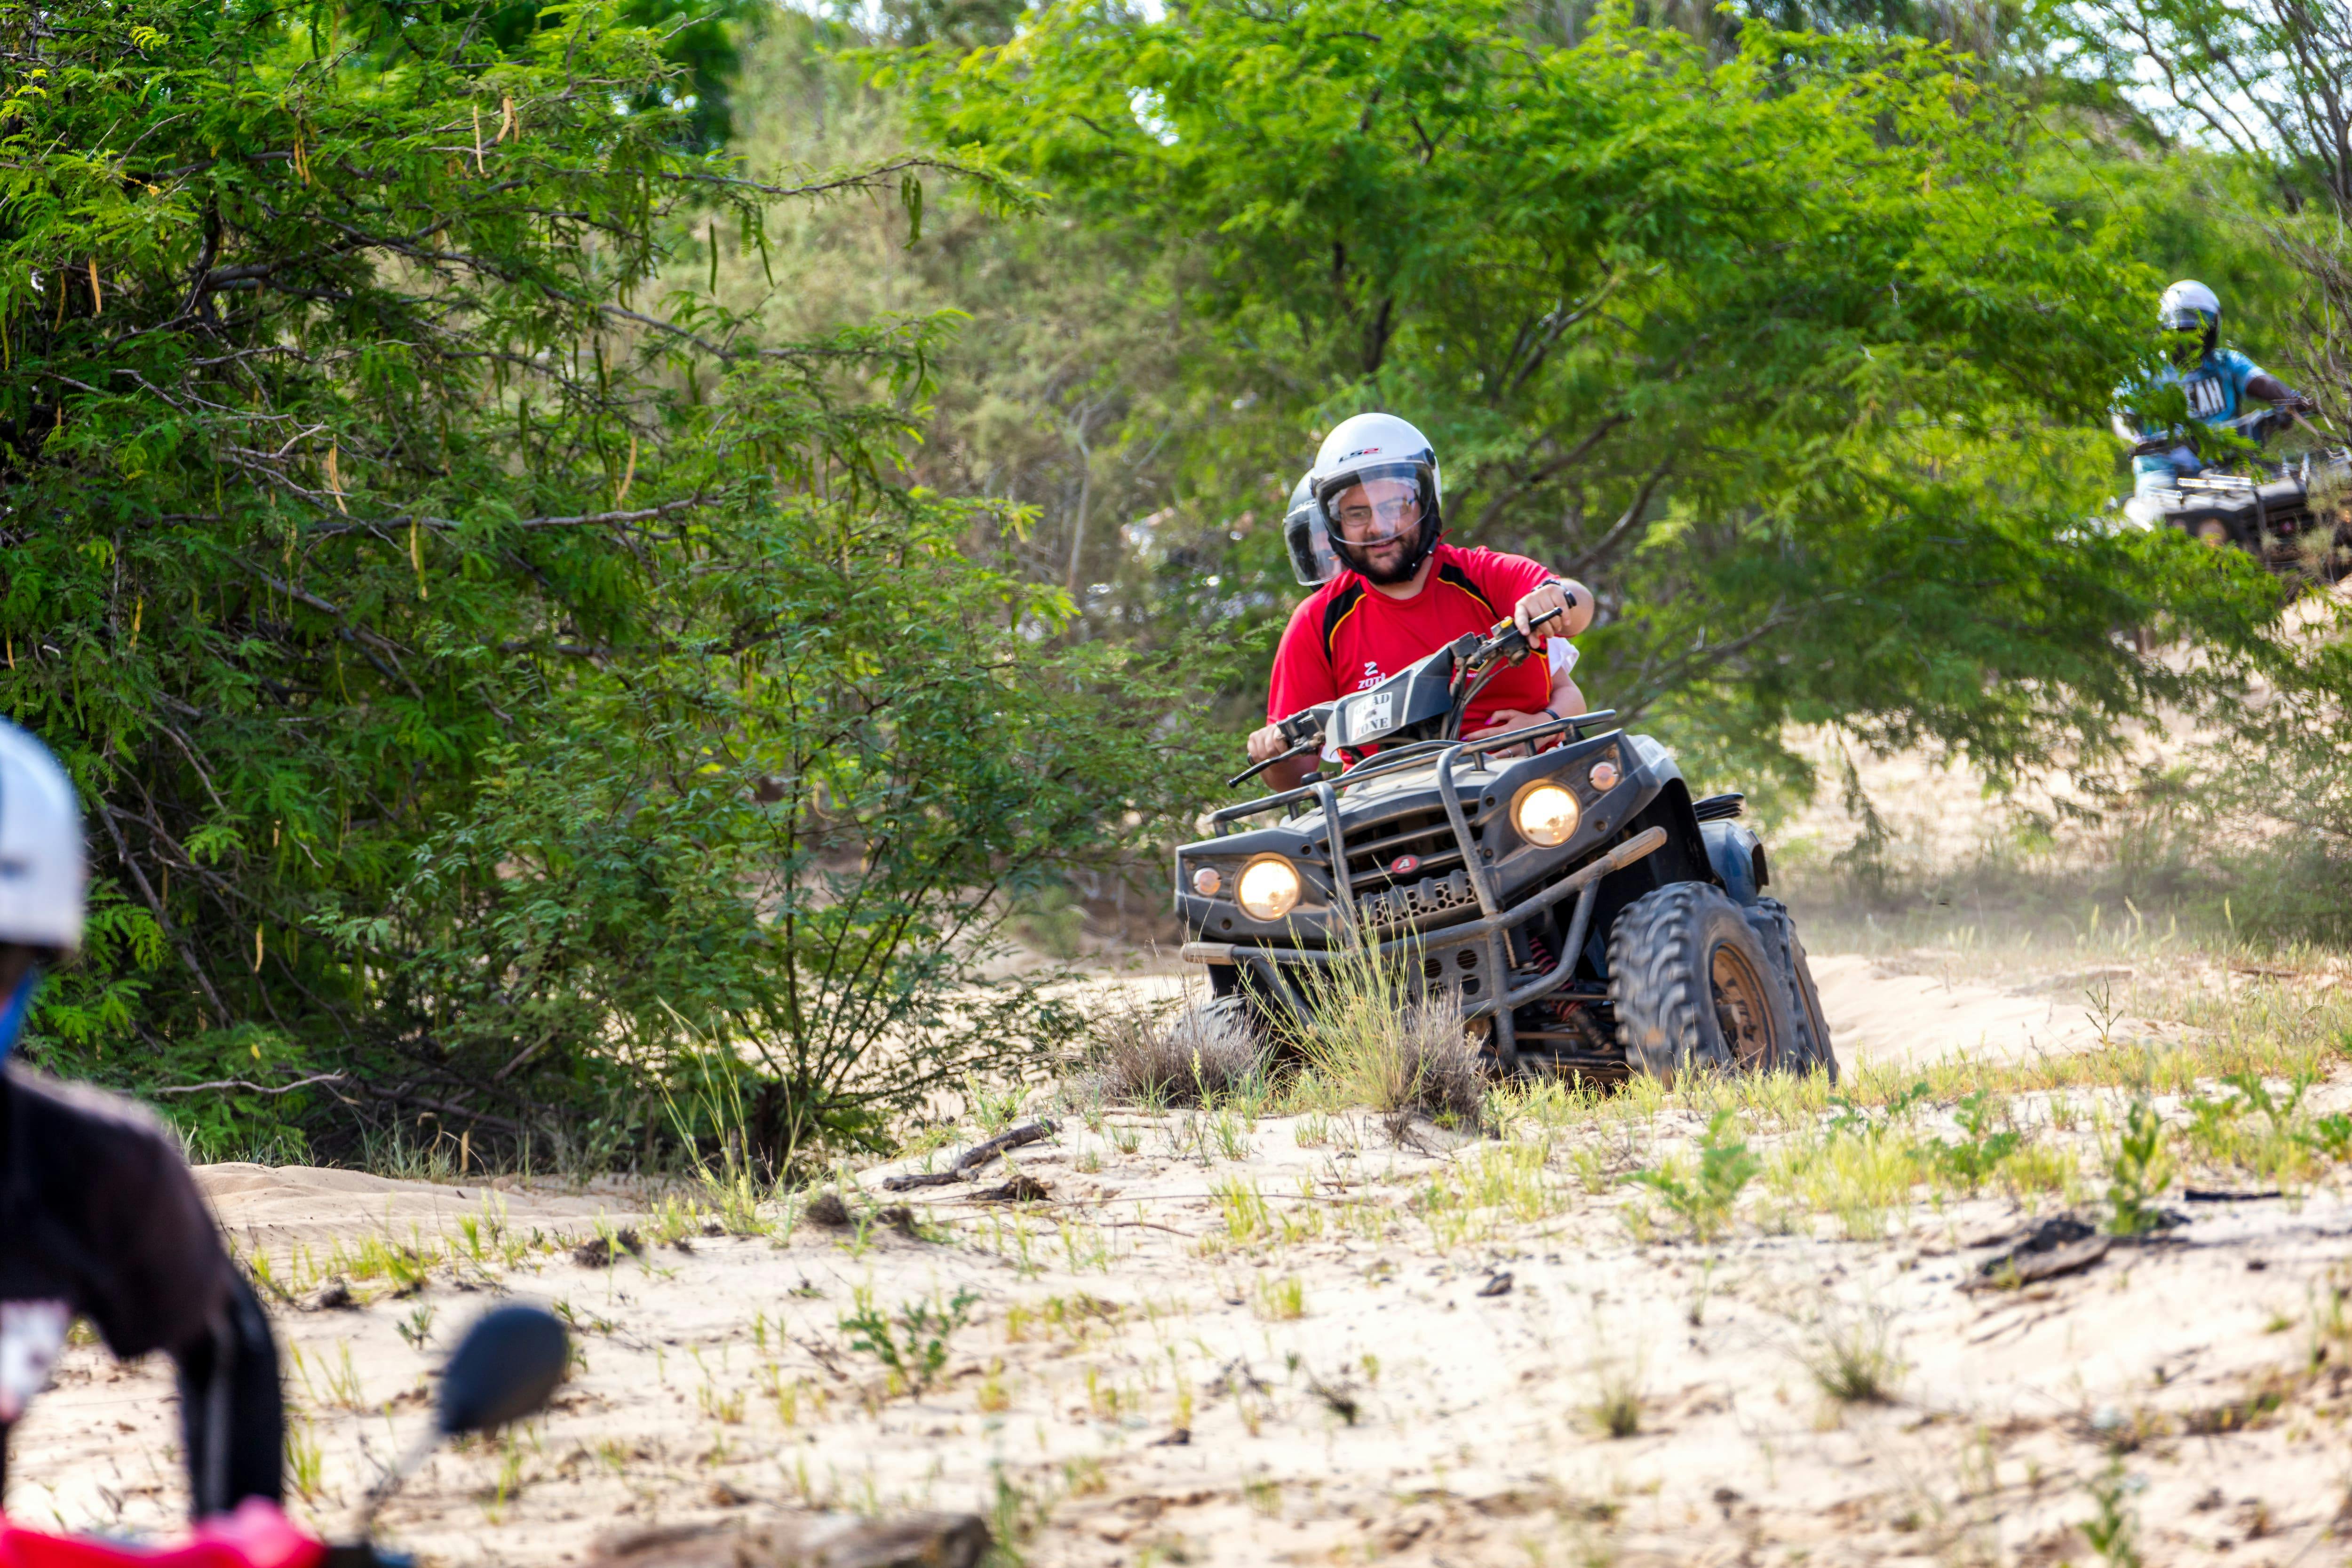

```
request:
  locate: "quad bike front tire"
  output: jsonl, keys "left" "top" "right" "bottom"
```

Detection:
{"left": 1172, "top": 992, "right": 1267, "bottom": 1051}
{"left": 1609, "top": 883, "right": 1798, "bottom": 1083}
{"left": 1742, "top": 898, "right": 1839, "bottom": 1082}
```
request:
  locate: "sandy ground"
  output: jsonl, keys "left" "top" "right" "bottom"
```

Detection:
{"left": 10, "top": 955, "right": 2350, "bottom": 1567}
{"left": 192, "top": 1166, "right": 652, "bottom": 1258}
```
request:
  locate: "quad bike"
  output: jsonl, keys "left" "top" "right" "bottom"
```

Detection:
{"left": 2122, "top": 407, "right": 2352, "bottom": 582}
{"left": 1173, "top": 610, "right": 1837, "bottom": 1084}
{"left": 0, "top": 1305, "right": 567, "bottom": 1568}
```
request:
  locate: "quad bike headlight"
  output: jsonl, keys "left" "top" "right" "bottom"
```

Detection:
{"left": 1513, "top": 782, "right": 1581, "bottom": 847}
{"left": 1236, "top": 856, "right": 1303, "bottom": 921}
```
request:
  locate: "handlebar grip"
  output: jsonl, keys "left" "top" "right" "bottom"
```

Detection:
{"left": 1276, "top": 703, "right": 1331, "bottom": 745}
{"left": 1229, "top": 740, "right": 1319, "bottom": 791}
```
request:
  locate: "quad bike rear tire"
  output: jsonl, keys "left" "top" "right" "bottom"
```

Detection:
{"left": 1742, "top": 898, "right": 1839, "bottom": 1082}
{"left": 1608, "top": 883, "right": 1797, "bottom": 1083}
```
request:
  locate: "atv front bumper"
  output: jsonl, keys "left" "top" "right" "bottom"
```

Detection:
{"left": 1183, "top": 825, "right": 1665, "bottom": 1073}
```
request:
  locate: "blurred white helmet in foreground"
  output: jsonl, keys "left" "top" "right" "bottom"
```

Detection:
{"left": 0, "top": 721, "right": 85, "bottom": 953}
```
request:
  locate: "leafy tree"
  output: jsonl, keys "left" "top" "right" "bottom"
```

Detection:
{"left": 896, "top": 0, "right": 2280, "bottom": 787}
{"left": 2034, "top": 0, "right": 2351, "bottom": 412}
{"left": 0, "top": 0, "right": 1198, "bottom": 1164}
{"left": 2026, "top": 0, "right": 2352, "bottom": 944}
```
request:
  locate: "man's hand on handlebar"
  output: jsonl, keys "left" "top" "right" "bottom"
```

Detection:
{"left": 1512, "top": 578, "right": 1595, "bottom": 642}
{"left": 1469, "top": 708, "right": 1555, "bottom": 746}
{"left": 1246, "top": 722, "right": 1291, "bottom": 764}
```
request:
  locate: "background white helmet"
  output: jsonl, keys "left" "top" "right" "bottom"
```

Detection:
{"left": 1306, "top": 412, "right": 1444, "bottom": 585}
{"left": 1280, "top": 470, "right": 1339, "bottom": 587}
{"left": 2159, "top": 279, "right": 2221, "bottom": 354}
{"left": 0, "top": 721, "right": 85, "bottom": 952}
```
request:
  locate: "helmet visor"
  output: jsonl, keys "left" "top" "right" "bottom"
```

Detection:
{"left": 2160, "top": 305, "right": 2214, "bottom": 334}
{"left": 1318, "top": 456, "right": 1434, "bottom": 530}
{"left": 1284, "top": 496, "right": 1339, "bottom": 587}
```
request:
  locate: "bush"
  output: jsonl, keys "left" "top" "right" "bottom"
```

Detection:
{"left": 0, "top": 0, "right": 1217, "bottom": 1169}
{"left": 1087, "top": 995, "right": 1265, "bottom": 1106}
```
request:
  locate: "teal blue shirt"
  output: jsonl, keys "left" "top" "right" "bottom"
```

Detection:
{"left": 2121, "top": 349, "right": 2264, "bottom": 481}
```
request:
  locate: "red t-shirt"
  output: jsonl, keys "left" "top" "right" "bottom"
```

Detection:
{"left": 1265, "top": 543, "right": 1557, "bottom": 740}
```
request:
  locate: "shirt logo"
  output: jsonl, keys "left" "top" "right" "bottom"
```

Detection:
{"left": 1356, "top": 661, "right": 1383, "bottom": 691}
{"left": 2186, "top": 374, "right": 2227, "bottom": 419}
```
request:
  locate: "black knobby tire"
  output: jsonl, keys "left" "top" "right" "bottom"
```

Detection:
{"left": 1743, "top": 898, "right": 1840, "bottom": 1082}
{"left": 1175, "top": 992, "right": 1265, "bottom": 1046}
{"left": 1608, "top": 882, "right": 1798, "bottom": 1083}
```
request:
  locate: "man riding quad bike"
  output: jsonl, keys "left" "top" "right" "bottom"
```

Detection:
{"left": 2112, "top": 279, "right": 2351, "bottom": 579}
{"left": 1176, "top": 415, "right": 1837, "bottom": 1085}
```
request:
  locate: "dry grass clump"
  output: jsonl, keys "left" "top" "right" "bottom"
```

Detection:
{"left": 1087, "top": 995, "right": 1266, "bottom": 1106}
{"left": 1301, "top": 991, "right": 1485, "bottom": 1125}
{"left": 1801, "top": 1301, "right": 1906, "bottom": 1405}
{"left": 1277, "top": 930, "right": 1489, "bottom": 1123}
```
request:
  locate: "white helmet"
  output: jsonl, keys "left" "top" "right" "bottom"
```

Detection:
{"left": 1280, "top": 470, "right": 1339, "bottom": 587}
{"left": 2159, "top": 279, "right": 2221, "bottom": 353}
{"left": 1304, "top": 412, "right": 1444, "bottom": 586}
{"left": 0, "top": 721, "right": 85, "bottom": 952}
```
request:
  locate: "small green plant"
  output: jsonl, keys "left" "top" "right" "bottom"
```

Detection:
{"left": 1802, "top": 1303, "right": 1904, "bottom": 1405}
{"left": 2080, "top": 1457, "right": 2144, "bottom": 1567}
{"left": 697, "top": 1378, "right": 747, "bottom": 1424}
{"left": 840, "top": 1286, "right": 981, "bottom": 1395}
{"left": 1588, "top": 1351, "right": 1645, "bottom": 1438}
{"left": 2303, "top": 1113, "right": 2352, "bottom": 1161}
{"left": 1912, "top": 1091, "right": 2020, "bottom": 1192}
{"left": 1211, "top": 1176, "right": 1274, "bottom": 1247}
{"left": 2181, "top": 1092, "right": 2244, "bottom": 1162}
{"left": 963, "top": 1073, "right": 1027, "bottom": 1136}
{"left": 2223, "top": 1069, "right": 2312, "bottom": 1138}
{"left": 2106, "top": 1098, "right": 2173, "bottom": 1237}
{"left": 1626, "top": 1110, "right": 1758, "bottom": 1242}
{"left": 977, "top": 1359, "right": 1010, "bottom": 1412}
{"left": 1828, "top": 1080, "right": 1930, "bottom": 1136}
{"left": 1253, "top": 1274, "right": 1306, "bottom": 1320}
{"left": 1209, "top": 1107, "right": 1252, "bottom": 1162}
{"left": 293, "top": 1342, "right": 368, "bottom": 1411}
{"left": 285, "top": 1419, "right": 326, "bottom": 1504}
{"left": 397, "top": 1301, "right": 437, "bottom": 1351}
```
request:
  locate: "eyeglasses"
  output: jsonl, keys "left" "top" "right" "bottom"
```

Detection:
{"left": 1334, "top": 494, "right": 1422, "bottom": 539}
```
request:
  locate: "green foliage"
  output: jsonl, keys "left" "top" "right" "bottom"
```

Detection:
{"left": 1829, "top": 1079, "right": 1931, "bottom": 1136}
{"left": 2105, "top": 1097, "right": 2173, "bottom": 1236}
{"left": 0, "top": 0, "right": 1208, "bottom": 1164}
{"left": 723, "top": 17, "right": 1267, "bottom": 712}
{"left": 2221, "top": 1069, "right": 2312, "bottom": 1139}
{"left": 2080, "top": 1457, "right": 2145, "bottom": 1567}
{"left": 1627, "top": 1109, "right": 1758, "bottom": 1242}
{"left": 1910, "top": 1090, "right": 2021, "bottom": 1192}
{"left": 2304, "top": 1113, "right": 2352, "bottom": 1162}
{"left": 841, "top": 1284, "right": 979, "bottom": 1393}
{"left": 896, "top": 0, "right": 2281, "bottom": 784}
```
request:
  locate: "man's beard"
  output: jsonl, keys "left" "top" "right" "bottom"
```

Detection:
{"left": 1351, "top": 533, "right": 1424, "bottom": 584}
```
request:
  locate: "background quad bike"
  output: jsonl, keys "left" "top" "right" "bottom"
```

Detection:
{"left": 2127, "top": 410, "right": 2352, "bottom": 583}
